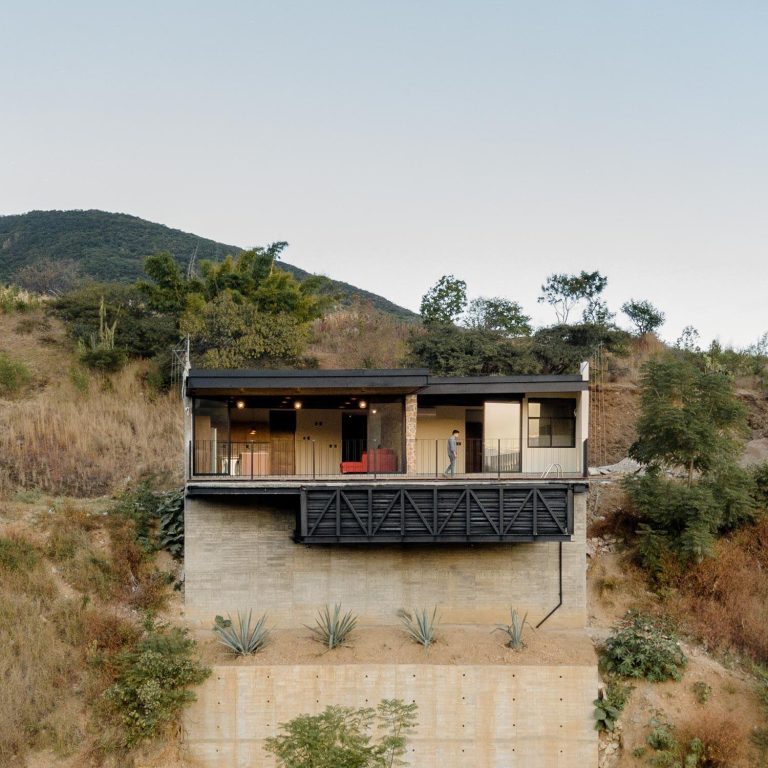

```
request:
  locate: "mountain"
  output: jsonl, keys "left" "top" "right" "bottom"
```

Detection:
{"left": 0, "top": 209, "right": 417, "bottom": 319}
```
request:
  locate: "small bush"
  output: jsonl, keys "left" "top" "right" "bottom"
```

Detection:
{"left": 0, "top": 534, "right": 39, "bottom": 572}
{"left": 398, "top": 607, "right": 440, "bottom": 648}
{"left": 306, "top": 604, "right": 357, "bottom": 650}
{"left": 601, "top": 612, "right": 687, "bottom": 682}
{"left": 213, "top": 611, "right": 271, "bottom": 656}
{"left": 103, "top": 619, "right": 210, "bottom": 748}
{"left": 675, "top": 712, "right": 745, "bottom": 767}
{"left": 264, "top": 699, "right": 418, "bottom": 768}
{"left": 156, "top": 489, "right": 184, "bottom": 558}
{"left": 0, "top": 352, "right": 32, "bottom": 397}
{"left": 0, "top": 284, "right": 40, "bottom": 313}
{"left": 594, "top": 679, "right": 633, "bottom": 732}
{"left": 494, "top": 608, "right": 531, "bottom": 650}
{"left": 692, "top": 680, "right": 711, "bottom": 705}
{"left": 79, "top": 346, "right": 128, "bottom": 373}
{"left": 752, "top": 463, "right": 768, "bottom": 508}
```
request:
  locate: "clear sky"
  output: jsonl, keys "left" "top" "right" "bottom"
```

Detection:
{"left": 2, "top": 1, "right": 766, "bottom": 347}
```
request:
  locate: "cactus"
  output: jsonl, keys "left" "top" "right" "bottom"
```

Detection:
{"left": 306, "top": 604, "right": 357, "bottom": 649}
{"left": 213, "top": 610, "right": 271, "bottom": 655}
{"left": 398, "top": 607, "right": 440, "bottom": 648}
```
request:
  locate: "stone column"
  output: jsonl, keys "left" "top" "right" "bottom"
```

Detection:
{"left": 405, "top": 394, "right": 418, "bottom": 476}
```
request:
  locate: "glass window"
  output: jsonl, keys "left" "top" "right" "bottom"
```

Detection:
{"left": 527, "top": 399, "right": 576, "bottom": 448}
{"left": 193, "top": 398, "right": 230, "bottom": 474}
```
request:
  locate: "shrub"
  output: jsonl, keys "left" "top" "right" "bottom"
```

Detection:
{"left": 213, "top": 612, "right": 271, "bottom": 656}
{"left": 601, "top": 612, "right": 687, "bottom": 682}
{"left": 676, "top": 517, "right": 768, "bottom": 662}
{"left": 264, "top": 699, "right": 418, "bottom": 768}
{"left": 494, "top": 608, "right": 531, "bottom": 650}
{"left": 0, "top": 534, "right": 39, "bottom": 572}
{"left": 306, "top": 604, "right": 357, "bottom": 650}
{"left": 752, "top": 463, "right": 768, "bottom": 508}
{"left": 593, "top": 679, "right": 633, "bottom": 732}
{"left": 79, "top": 346, "right": 128, "bottom": 373}
{"left": 398, "top": 607, "right": 439, "bottom": 648}
{"left": 156, "top": 489, "right": 184, "bottom": 558}
{"left": 692, "top": 680, "right": 711, "bottom": 705}
{"left": 103, "top": 619, "right": 210, "bottom": 748}
{"left": 0, "top": 352, "right": 32, "bottom": 397}
{"left": 0, "top": 284, "right": 40, "bottom": 314}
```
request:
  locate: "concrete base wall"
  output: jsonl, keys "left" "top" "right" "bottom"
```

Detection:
{"left": 184, "top": 663, "right": 598, "bottom": 768}
{"left": 183, "top": 493, "right": 587, "bottom": 629}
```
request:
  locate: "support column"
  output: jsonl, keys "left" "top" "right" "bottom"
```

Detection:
{"left": 405, "top": 394, "right": 418, "bottom": 476}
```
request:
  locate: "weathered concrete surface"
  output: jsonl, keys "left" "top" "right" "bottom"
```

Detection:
{"left": 184, "top": 492, "right": 587, "bottom": 629}
{"left": 184, "top": 663, "right": 598, "bottom": 768}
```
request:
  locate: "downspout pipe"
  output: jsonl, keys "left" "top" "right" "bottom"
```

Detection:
{"left": 535, "top": 542, "right": 563, "bottom": 628}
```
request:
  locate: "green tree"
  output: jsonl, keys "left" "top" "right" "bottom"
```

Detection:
{"left": 621, "top": 299, "right": 665, "bottom": 335}
{"left": 625, "top": 355, "right": 754, "bottom": 567}
{"left": 264, "top": 700, "right": 417, "bottom": 768}
{"left": 419, "top": 275, "right": 467, "bottom": 325}
{"left": 675, "top": 325, "right": 701, "bottom": 353}
{"left": 531, "top": 323, "right": 629, "bottom": 374}
{"left": 463, "top": 297, "right": 532, "bottom": 337}
{"left": 628, "top": 356, "right": 746, "bottom": 484}
{"left": 407, "top": 324, "right": 540, "bottom": 376}
{"left": 538, "top": 271, "right": 608, "bottom": 324}
{"left": 181, "top": 292, "right": 310, "bottom": 368}
{"left": 139, "top": 251, "right": 200, "bottom": 315}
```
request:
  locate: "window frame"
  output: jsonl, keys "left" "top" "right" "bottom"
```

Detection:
{"left": 527, "top": 398, "right": 576, "bottom": 449}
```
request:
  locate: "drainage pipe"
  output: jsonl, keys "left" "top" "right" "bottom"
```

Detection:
{"left": 535, "top": 541, "right": 563, "bottom": 628}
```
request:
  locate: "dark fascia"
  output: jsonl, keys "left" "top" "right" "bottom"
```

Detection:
{"left": 186, "top": 368, "right": 431, "bottom": 396}
{"left": 185, "top": 368, "right": 588, "bottom": 396}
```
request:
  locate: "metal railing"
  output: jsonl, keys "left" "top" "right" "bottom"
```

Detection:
{"left": 412, "top": 438, "right": 522, "bottom": 478}
{"left": 190, "top": 439, "right": 403, "bottom": 479}
{"left": 190, "top": 437, "right": 528, "bottom": 479}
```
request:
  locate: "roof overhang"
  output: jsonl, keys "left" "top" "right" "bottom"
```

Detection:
{"left": 186, "top": 368, "right": 431, "bottom": 396}
{"left": 186, "top": 368, "right": 589, "bottom": 398}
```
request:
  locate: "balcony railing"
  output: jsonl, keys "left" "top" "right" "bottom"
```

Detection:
{"left": 189, "top": 438, "right": 531, "bottom": 479}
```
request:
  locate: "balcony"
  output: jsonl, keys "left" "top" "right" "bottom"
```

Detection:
{"left": 188, "top": 437, "right": 582, "bottom": 482}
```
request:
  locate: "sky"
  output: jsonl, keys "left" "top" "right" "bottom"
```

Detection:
{"left": 1, "top": 1, "right": 766, "bottom": 347}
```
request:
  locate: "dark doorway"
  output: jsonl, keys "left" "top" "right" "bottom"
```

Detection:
{"left": 465, "top": 409, "right": 484, "bottom": 473}
{"left": 270, "top": 410, "right": 296, "bottom": 474}
{"left": 342, "top": 412, "right": 367, "bottom": 462}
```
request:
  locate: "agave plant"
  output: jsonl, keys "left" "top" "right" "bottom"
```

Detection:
{"left": 213, "top": 611, "right": 271, "bottom": 656}
{"left": 398, "top": 607, "right": 440, "bottom": 648}
{"left": 494, "top": 608, "right": 531, "bottom": 649}
{"left": 306, "top": 604, "right": 357, "bottom": 649}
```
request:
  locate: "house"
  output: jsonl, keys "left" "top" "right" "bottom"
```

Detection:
{"left": 184, "top": 365, "right": 590, "bottom": 622}
{"left": 182, "top": 366, "right": 597, "bottom": 767}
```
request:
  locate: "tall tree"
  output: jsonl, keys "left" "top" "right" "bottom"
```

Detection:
{"left": 538, "top": 271, "right": 608, "bottom": 324}
{"left": 463, "top": 297, "right": 532, "bottom": 337}
{"left": 628, "top": 356, "right": 746, "bottom": 484}
{"left": 419, "top": 275, "right": 467, "bottom": 325}
{"left": 621, "top": 299, "right": 665, "bottom": 335}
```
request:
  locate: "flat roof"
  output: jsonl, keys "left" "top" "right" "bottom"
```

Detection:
{"left": 186, "top": 368, "right": 588, "bottom": 396}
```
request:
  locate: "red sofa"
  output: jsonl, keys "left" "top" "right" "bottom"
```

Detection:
{"left": 340, "top": 448, "right": 398, "bottom": 474}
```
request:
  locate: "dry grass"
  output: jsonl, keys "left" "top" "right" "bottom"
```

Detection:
{"left": 0, "top": 496, "right": 178, "bottom": 765}
{"left": 0, "top": 310, "right": 182, "bottom": 497}
{"left": 0, "top": 362, "right": 182, "bottom": 497}
{"left": 309, "top": 302, "right": 411, "bottom": 369}
{"left": 0, "top": 533, "right": 82, "bottom": 763}
{"left": 676, "top": 711, "right": 748, "bottom": 767}
{"left": 672, "top": 516, "right": 768, "bottom": 663}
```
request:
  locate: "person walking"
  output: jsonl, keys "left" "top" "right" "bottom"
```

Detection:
{"left": 444, "top": 429, "right": 460, "bottom": 477}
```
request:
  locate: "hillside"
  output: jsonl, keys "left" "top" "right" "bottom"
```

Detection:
{"left": 0, "top": 210, "right": 417, "bottom": 319}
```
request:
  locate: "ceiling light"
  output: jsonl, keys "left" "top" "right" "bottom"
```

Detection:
{"left": 359, "top": 400, "right": 367, "bottom": 409}
{"left": 235, "top": 400, "right": 245, "bottom": 409}
{"left": 293, "top": 400, "right": 302, "bottom": 409}
{"left": 249, "top": 429, "right": 257, "bottom": 436}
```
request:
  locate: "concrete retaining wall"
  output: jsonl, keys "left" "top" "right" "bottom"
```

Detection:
{"left": 184, "top": 663, "right": 598, "bottom": 768}
{"left": 183, "top": 492, "right": 587, "bottom": 628}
